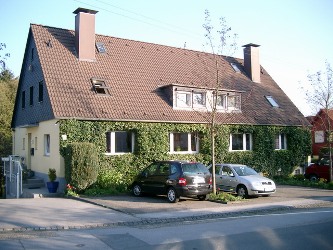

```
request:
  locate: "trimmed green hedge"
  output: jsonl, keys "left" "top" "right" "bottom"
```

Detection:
{"left": 59, "top": 119, "right": 311, "bottom": 191}
{"left": 64, "top": 142, "right": 99, "bottom": 192}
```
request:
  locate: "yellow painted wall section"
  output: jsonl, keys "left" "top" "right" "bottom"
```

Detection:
{"left": 12, "top": 119, "right": 65, "bottom": 178}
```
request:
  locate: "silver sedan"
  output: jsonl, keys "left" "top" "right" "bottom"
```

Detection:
{"left": 208, "top": 164, "right": 276, "bottom": 198}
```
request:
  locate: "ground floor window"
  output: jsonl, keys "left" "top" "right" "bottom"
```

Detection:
{"left": 169, "top": 132, "right": 199, "bottom": 154}
{"left": 229, "top": 133, "right": 252, "bottom": 151}
{"left": 44, "top": 134, "right": 50, "bottom": 156}
{"left": 275, "top": 133, "right": 287, "bottom": 150}
{"left": 106, "top": 131, "right": 134, "bottom": 154}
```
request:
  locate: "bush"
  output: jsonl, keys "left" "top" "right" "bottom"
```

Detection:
{"left": 64, "top": 142, "right": 99, "bottom": 192}
{"left": 208, "top": 192, "right": 243, "bottom": 202}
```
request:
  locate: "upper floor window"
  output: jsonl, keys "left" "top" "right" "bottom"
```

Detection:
{"left": 91, "top": 78, "right": 110, "bottom": 95}
{"left": 275, "top": 133, "right": 287, "bottom": 150}
{"left": 38, "top": 81, "right": 43, "bottom": 102}
{"left": 169, "top": 132, "right": 199, "bottom": 154}
{"left": 176, "top": 91, "right": 191, "bottom": 108}
{"left": 215, "top": 94, "right": 227, "bottom": 109}
{"left": 228, "top": 94, "right": 241, "bottom": 110}
{"left": 266, "top": 96, "right": 279, "bottom": 107}
{"left": 106, "top": 131, "right": 134, "bottom": 155}
{"left": 230, "top": 133, "right": 252, "bottom": 151}
{"left": 193, "top": 92, "right": 206, "bottom": 107}
{"left": 21, "top": 91, "right": 26, "bottom": 109}
{"left": 29, "top": 86, "right": 34, "bottom": 106}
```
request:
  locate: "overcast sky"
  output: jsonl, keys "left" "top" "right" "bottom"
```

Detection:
{"left": 1, "top": 0, "right": 332, "bottom": 116}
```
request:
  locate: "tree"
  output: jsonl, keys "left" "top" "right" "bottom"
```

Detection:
{"left": 0, "top": 43, "right": 10, "bottom": 71}
{"left": 0, "top": 74, "right": 17, "bottom": 158}
{"left": 202, "top": 10, "right": 238, "bottom": 194}
{"left": 305, "top": 61, "right": 333, "bottom": 182}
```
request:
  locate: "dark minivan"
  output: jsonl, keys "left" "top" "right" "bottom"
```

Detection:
{"left": 131, "top": 160, "right": 212, "bottom": 203}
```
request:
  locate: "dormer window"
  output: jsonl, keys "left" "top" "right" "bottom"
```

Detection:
{"left": 176, "top": 91, "right": 191, "bottom": 108}
{"left": 172, "top": 85, "right": 242, "bottom": 112}
{"left": 91, "top": 78, "right": 110, "bottom": 95}
{"left": 193, "top": 92, "right": 206, "bottom": 107}
{"left": 227, "top": 94, "right": 241, "bottom": 110}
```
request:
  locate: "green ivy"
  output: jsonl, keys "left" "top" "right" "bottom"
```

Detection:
{"left": 59, "top": 119, "right": 311, "bottom": 191}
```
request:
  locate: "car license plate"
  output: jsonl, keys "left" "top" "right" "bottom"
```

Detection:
{"left": 193, "top": 176, "right": 205, "bottom": 184}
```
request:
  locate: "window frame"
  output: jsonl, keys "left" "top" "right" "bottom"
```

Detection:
{"left": 29, "top": 86, "right": 34, "bottom": 106}
{"left": 229, "top": 133, "right": 252, "bottom": 151}
{"left": 38, "top": 81, "right": 43, "bottom": 103}
{"left": 192, "top": 91, "right": 206, "bottom": 107}
{"left": 169, "top": 132, "right": 199, "bottom": 154}
{"left": 44, "top": 134, "right": 50, "bottom": 156}
{"left": 105, "top": 131, "right": 135, "bottom": 155}
{"left": 275, "top": 133, "right": 287, "bottom": 150}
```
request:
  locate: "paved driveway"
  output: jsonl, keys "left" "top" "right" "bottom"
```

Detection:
{"left": 80, "top": 185, "right": 333, "bottom": 215}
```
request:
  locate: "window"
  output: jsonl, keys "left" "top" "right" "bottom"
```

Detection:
{"left": 169, "top": 132, "right": 199, "bottom": 154}
{"left": 314, "top": 131, "right": 324, "bottom": 143}
{"left": 231, "top": 63, "right": 241, "bottom": 73}
{"left": 230, "top": 133, "right": 252, "bottom": 151}
{"left": 176, "top": 91, "right": 191, "bottom": 108}
{"left": 38, "top": 81, "right": 43, "bottom": 102}
{"left": 106, "top": 131, "right": 134, "bottom": 154}
{"left": 215, "top": 94, "right": 227, "bottom": 109}
{"left": 31, "top": 48, "right": 34, "bottom": 61}
{"left": 266, "top": 96, "right": 279, "bottom": 107}
{"left": 29, "top": 86, "right": 34, "bottom": 106}
{"left": 193, "top": 92, "right": 206, "bottom": 107}
{"left": 91, "top": 78, "right": 110, "bottom": 95}
{"left": 21, "top": 91, "right": 26, "bottom": 109}
{"left": 35, "top": 137, "right": 38, "bottom": 150}
{"left": 44, "top": 134, "right": 50, "bottom": 156}
{"left": 96, "top": 42, "right": 106, "bottom": 53}
{"left": 228, "top": 95, "right": 241, "bottom": 110}
{"left": 275, "top": 133, "right": 287, "bottom": 150}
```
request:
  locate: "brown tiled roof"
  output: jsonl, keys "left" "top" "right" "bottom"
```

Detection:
{"left": 31, "top": 24, "right": 309, "bottom": 126}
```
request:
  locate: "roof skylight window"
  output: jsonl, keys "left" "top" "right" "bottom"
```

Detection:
{"left": 91, "top": 78, "right": 110, "bottom": 95}
{"left": 231, "top": 63, "right": 241, "bottom": 73}
{"left": 265, "top": 96, "right": 279, "bottom": 107}
{"left": 96, "top": 42, "right": 106, "bottom": 53}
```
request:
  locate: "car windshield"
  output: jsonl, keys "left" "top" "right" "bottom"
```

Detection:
{"left": 182, "top": 163, "right": 209, "bottom": 174}
{"left": 233, "top": 166, "right": 258, "bottom": 176}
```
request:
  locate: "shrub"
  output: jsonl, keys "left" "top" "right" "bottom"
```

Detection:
{"left": 64, "top": 142, "right": 99, "bottom": 192}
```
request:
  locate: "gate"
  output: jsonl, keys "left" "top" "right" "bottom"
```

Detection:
{"left": 1, "top": 155, "right": 23, "bottom": 199}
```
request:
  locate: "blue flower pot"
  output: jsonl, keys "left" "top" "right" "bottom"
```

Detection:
{"left": 47, "top": 181, "right": 59, "bottom": 193}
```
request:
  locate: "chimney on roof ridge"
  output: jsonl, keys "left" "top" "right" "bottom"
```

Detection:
{"left": 243, "top": 43, "right": 261, "bottom": 83}
{"left": 73, "top": 8, "right": 98, "bottom": 61}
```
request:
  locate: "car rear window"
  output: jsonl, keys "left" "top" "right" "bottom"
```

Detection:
{"left": 182, "top": 163, "right": 209, "bottom": 174}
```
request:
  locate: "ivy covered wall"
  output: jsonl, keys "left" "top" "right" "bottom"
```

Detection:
{"left": 59, "top": 119, "right": 311, "bottom": 181}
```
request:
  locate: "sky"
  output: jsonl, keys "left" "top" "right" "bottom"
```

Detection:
{"left": 1, "top": 0, "right": 333, "bottom": 116}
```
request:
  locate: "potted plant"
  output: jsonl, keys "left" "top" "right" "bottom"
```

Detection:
{"left": 46, "top": 168, "right": 59, "bottom": 193}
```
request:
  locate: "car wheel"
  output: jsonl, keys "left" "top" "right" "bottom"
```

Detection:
{"left": 132, "top": 184, "right": 142, "bottom": 197}
{"left": 237, "top": 185, "right": 248, "bottom": 198}
{"left": 167, "top": 187, "right": 179, "bottom": 203}
{"left": 309, "top": 175, "right": 318, "bottom": 182}
{"left": 197, "top": 195, "right": 207, "bottom": 201}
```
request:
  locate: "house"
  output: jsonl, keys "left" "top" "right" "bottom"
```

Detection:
{"left": 11, "top": 8, "right": 311, "bottom": 191}
{"left": 307, "top": 109, "right": 333, "bottom": 157}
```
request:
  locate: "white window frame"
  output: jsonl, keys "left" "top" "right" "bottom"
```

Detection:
{"left": 105, "top": 131, "right": 135, "bottom": 155}
{"left": 227, "top": 94, "right": 241, "bottom": 110}
{"left": 229, "top": 133, "right": 252, "bottom": 151}
{"left": 215, "top": 94, "right": 227, "bottom": 110}
{"left": 169, "top": 132, "right": 199, "bottom": 154}
{"left": 275, "top": 133, "right": 287, "bottom": 150}
{"left": 176, "top": 91, "right": 191, "bottom": 108}
{"left": 44, "top": 134, "right": 50, "bottom": 156}
{"left": 193, "top": 92, "right": 206, "bottom": 107}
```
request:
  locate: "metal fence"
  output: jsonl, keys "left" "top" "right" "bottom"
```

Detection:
{"left": 1, "top": 155, "right": 23, "bottom": 199}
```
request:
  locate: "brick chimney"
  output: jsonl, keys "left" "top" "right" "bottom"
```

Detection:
{"left": 73, "top": 8, "right": 98, "bottom": 61}
{"left": 243, "top": 43, "right": 261, "bottom": 83}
